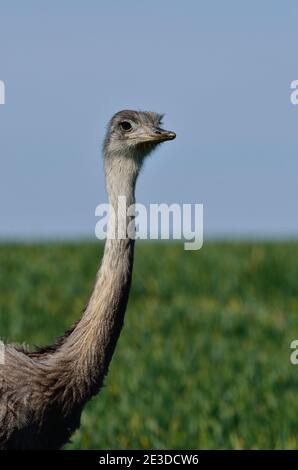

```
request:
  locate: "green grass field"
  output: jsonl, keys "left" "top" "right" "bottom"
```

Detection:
{"left": 0, "top": 241, "right": 298, "bottom": 449}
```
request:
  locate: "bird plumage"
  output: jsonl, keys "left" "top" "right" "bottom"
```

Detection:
{"left": 0, "top": 110, "right": 175, "bottom": 449}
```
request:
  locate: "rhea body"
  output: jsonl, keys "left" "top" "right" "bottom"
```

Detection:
{"left": 0, "top": 110, "right": 175, "bottom": 449}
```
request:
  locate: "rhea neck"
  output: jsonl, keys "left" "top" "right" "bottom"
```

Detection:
{"left": 52, "top": 147, "right": 143, "bottom": 410}
{"left": 105, "top": 148, "right": 142, "bottom": 206}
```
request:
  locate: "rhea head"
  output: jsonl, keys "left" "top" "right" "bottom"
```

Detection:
{"left": 104, "top": 110, "right": 176, "bottom": 163}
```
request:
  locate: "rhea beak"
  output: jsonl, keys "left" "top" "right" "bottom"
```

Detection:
{"left": 149, "top": 127, "right": 176, "bottom": 142}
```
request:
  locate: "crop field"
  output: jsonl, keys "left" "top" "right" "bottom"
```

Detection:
{"left": 0, "top": 241, "right": 298, "bottom": 449}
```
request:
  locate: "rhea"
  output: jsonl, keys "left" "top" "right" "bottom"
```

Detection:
{"left": 0, "top": 110, "right": 176, "bottom": 449}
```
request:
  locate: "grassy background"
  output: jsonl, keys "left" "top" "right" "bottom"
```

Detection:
{"left": 0, "top": 241, "right": 298, "bottom": 449}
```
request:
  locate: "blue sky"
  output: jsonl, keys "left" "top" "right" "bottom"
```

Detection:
{"left": 0, "top": 1, "right": 298, "bottom": 239}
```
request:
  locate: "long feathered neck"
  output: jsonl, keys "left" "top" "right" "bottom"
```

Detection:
{"left": 48, "top": 151, "right": 141, "bottom": 411}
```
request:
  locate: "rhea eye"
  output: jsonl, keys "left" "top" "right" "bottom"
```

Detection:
{"left": 119, "top": 121, "right": 132, "bottom": 132}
